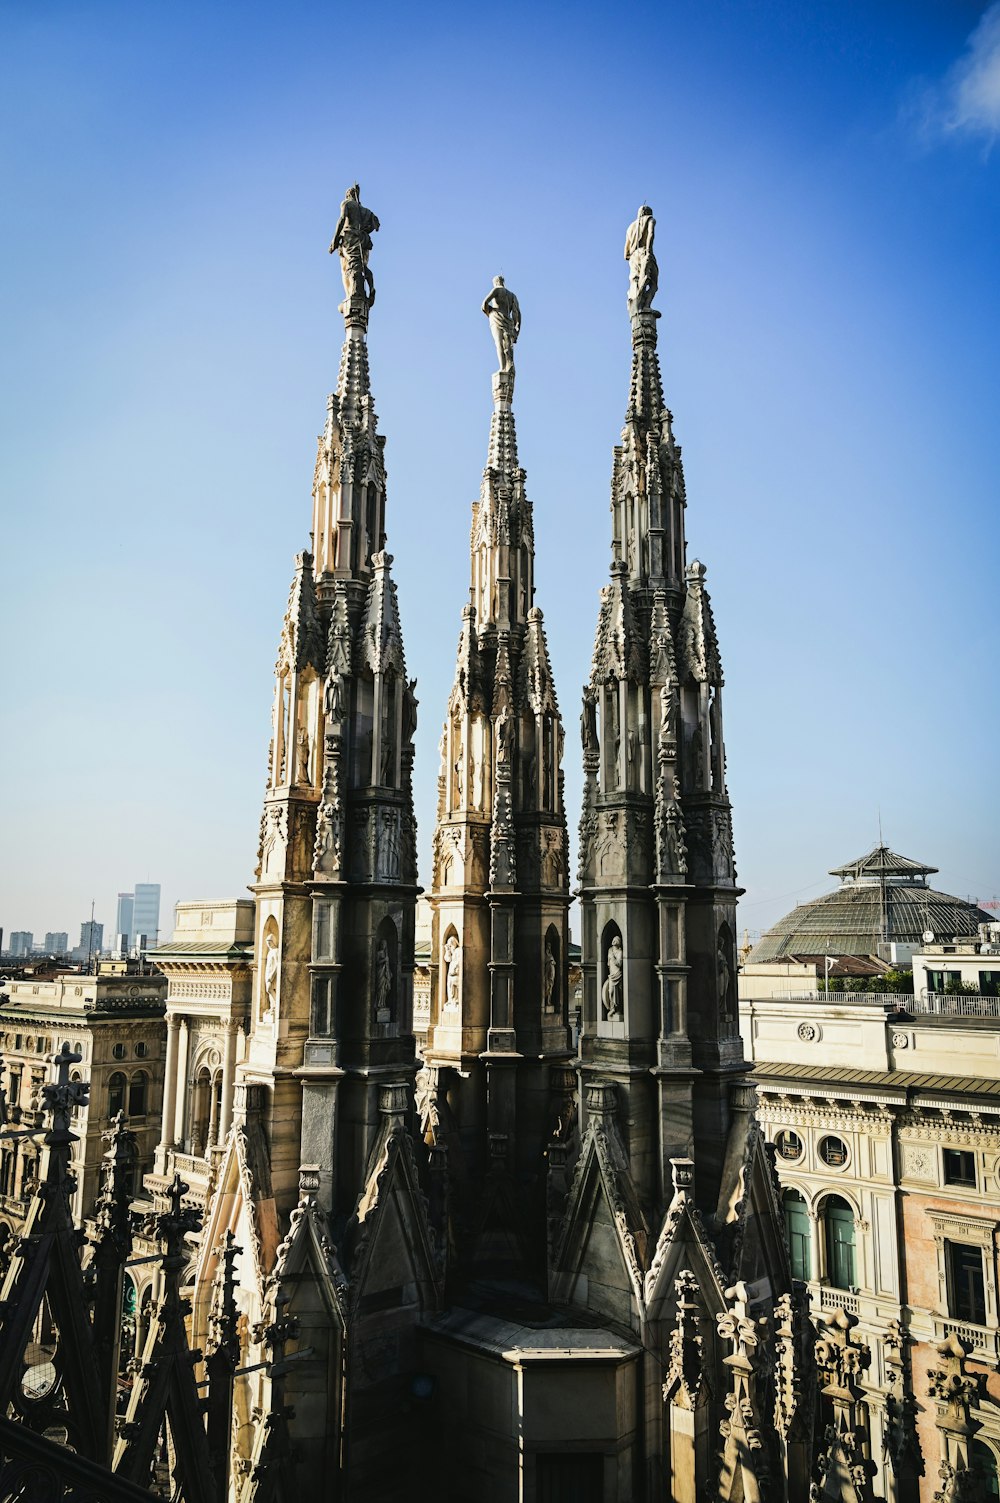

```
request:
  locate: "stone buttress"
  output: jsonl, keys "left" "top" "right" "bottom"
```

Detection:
{"left": 422, "top": 298, "right": 573, "bottom": 1278}
{"left": 191, "top": 190, "right": 439, "bottom": 1503}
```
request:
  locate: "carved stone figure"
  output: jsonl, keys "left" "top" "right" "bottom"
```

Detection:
{"left": 625, "top": 204, "right": 658, "bottom": 316}
{"left": 329, "top": 183, "right": 380, "bottom": 311}
{"left": 602, "top": 934, "right": 623, "bottom": 1019}
{"left": 452, "top": 742, "right": 464, "bottom": 807}
{"left": 402, "top": 678, "right": 418, "bottom": 743}
{"left": 378, "top": 810, "right": 400, "bottom": 880}
{"left": 444, "top": 936, "right": 461, "bottom": 1010}
{"left": 659, "top": 681, "right": 676, "bottom": 741}
{"left": 581, "top": 690, "right": 598, "bottom": 757}
{"left": 496, "top": 705, "right": 512, "bottom": 765}
{"left": 374, "top": 938, "right": 392, "bottom": 1020}
{"left": 544, "top": 937, "right": 557, "bottom": 1010}
{"left": 263, "top": 932, "right": 279, "bottom": 1014}
{"left": 324, "top": 673, "right": 345, "bottom": 720}
{"left": 482, "top": 275, "right": 521, "bottom": 376}
{"left": 296, "top": 725, "right": 311, "bottom": 784}
{"left": 718, "top": 934, "right": 733, "bottom": 1021}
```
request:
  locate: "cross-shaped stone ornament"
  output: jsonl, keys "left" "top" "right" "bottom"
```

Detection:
{"left": 41, "top": 1042, "right": 88, "bottom": 1135}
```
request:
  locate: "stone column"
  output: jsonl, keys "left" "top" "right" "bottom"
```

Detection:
{"left": 159, "top": 1016, "right": 181, "bottom": 1170}
{"left": 207, "top": 1074, "right": 220, "bottom": 1151}
{"left": 219, "top": 1021, "right": 239, "bottom": 1141}
{"left": 172, "top": 1017, "right": 189, "bottom": 1149}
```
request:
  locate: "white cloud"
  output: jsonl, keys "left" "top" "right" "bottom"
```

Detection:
{"left": 940, "top": 3, "right": 1000, "bottom": 143}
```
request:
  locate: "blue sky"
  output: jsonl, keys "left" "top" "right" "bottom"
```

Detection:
{"left": 1, "top": 0, "right": 998, "bottom": 945}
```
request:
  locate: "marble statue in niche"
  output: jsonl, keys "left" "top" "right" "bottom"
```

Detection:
{"left": 443, "top": 936, "right": 461, "bottom": 1010}
{"left": 602, "top": 934, "right": 623, "bottom": 1019}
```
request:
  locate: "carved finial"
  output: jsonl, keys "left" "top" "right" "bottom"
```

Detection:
{"left": 41, "top": 1042, "right": 87, "bottom": 1139}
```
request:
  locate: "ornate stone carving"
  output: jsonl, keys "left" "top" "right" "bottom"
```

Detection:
{"left": 797, "top": 1022, "right": 819, "bottom": 1043}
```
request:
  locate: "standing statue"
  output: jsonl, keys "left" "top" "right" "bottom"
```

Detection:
{"left": 544, "top": 936, "right": 557, "bottom": 1010}
{"left": 330, "top": 183, "right": 380, "bottom": 311}
{"left": 264, "top": 931, "right": 280, "bottom": 1014}
{"left": 602, "top": 934, "right": 624, "bottom": 1019}
{"left": 296, "top": 725, "right": 311, "bottom": 784}
{"left": 402, "top": 678, "right": 419, "bottom": 744}
{"left": 482, "top": 275, "right": 521, "bottom": 377}
{"left": 444, "top": 935, "right": 462, "bottom": 1010}
{"left": 374, "top": 938, "right": 392, "bottom": 1019}
{"left": 624, "top": 204, "right": 658, "bottom": 316}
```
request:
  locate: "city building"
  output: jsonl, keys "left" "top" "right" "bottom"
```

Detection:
{"left": 741, "top": 931, "right": 1000, "bottom": 1497}
{"left": 131, "top": 885, "right": 160, "bottom": 950}
{"left": 115, "top": 892, "right": 134, "bottom": 950}
{"left": 78, "top": 919, "right": 104, "bottom": 961}
{"left": 8, "top": 932, "right": 33, "bottom": 959}
{"left": 43, "top": 932, "right": 69, "bottom": 955}
{"left": 140, "top": 900, "right": 253, "bottom": 1214}
{"left": 748, "top": 845, "right": 991, "bottom": 965}
{"left": 0, "top": 967, "right": 167, "bottom": 1260}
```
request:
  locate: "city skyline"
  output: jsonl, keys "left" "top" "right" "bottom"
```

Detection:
{"left": 2, "top": 0, "right": 998, "bottom": 939}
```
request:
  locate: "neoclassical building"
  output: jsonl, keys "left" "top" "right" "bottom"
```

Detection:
{"left": 742, "top": 953, "right": 1000, "bottom": 1499}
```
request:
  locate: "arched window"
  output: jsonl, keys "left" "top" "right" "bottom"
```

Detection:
{"left": 824, "top": 1196, "right": 856, "bottom": 1290}
{"left": 128, "top": 1071, "right": 148, "bottom": 1118}
{"left": 971, "top": 1441, "right": 999, "bottom": 1499}
{"left": 108, "top": 1072, "right": 127, "bottom": 1117}
{"left": 783, "top": 1189, "right": 811, "bottom": 1282}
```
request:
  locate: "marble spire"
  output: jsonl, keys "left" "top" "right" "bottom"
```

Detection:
{"left": 424, "top": 279, "right": 572, "bottom": 1272}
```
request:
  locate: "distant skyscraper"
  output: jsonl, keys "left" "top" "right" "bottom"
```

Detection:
{"left": 43, "top": 932, "right": 69, "bottom": 953}
{"left": 79, "top": 920, "right": 104, "bottom": 958}
{"left": 9, "top": 932, "right": 33, "bottom": 958}
{"left": 116, "top": 892, "right": 134, "bottom": 947}
{"left": 132, "top": 885, "right": 160, "bottom": 949}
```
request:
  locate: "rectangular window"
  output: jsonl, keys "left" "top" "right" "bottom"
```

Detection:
{"left": 979, "top": 971, "right": 1000, "bottom": 998}
{"left": 927, "top": 969, "right": 961, "bottom": 993}
{"left": 944, "top": 1149, "right": 977, "bottom": 1188}
{"left": 947, "top": 1242, "right": 987, "bottom": 1325}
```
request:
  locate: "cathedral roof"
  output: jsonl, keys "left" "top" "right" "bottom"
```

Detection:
{"left": 748, "top": 847, "right": 990, "bottom": 961}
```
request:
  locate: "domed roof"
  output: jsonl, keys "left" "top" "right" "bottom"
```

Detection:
{"left": 748, "top": 845, "right": 991, "bottom": 962}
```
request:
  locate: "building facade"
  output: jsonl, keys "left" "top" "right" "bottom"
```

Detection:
{"left": 742, "top": 977, "right": 1000, "bottom": 1498}
{"left": 141, "top": 900, "right": 253, "bottom": 1213}
{"left": 131, "top": 885, "right": 161, "bottom": 950}
{"left": 0, "top": 969, "right": 166, "bottom": 1261}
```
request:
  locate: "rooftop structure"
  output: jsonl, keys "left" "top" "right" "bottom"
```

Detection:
{"left": 748, "top": 844, "right": 991, "bottom": 962}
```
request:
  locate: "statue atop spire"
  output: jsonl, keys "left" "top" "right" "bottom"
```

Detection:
{"left": 625, "top": 203, "right": 658, "bottom": 317}
{"left": 482, "top": 274, "right": 521, "bottom": 400}
{"left": 330, "top": 182, "right": 380, "bottom": 324}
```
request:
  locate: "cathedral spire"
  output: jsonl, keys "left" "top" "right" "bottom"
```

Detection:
{"left": 572, "top": 208, "right": 743, "bottom": 1229}
{"left": 470, "top": 275, "right": 534, "bottom": 631}
{"left": 611, "top": 205, "right": 687, "bottom": 592}
{"left": 426, "top": 280, "right": 571, "bottom": 1276}
{"left": 311, "top": 184, "right": 387, "bottom": 588}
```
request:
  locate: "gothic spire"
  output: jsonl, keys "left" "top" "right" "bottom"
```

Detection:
{"left": 611, "top": 204, "right": 687, "bottom": 592}
{"left": 312, "top": 183, "right": 387, "bottom": 588}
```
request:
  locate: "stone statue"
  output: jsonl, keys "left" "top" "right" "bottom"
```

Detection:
{"left": 264, "top": 932, "right": 279, "bottom": 1013}
{"left": 625, "top": 204, "right": 658, "bottom": 317}
{"left": 659, "top": 681, "right": 676, "bottom": 741}
{"left": 325, "top": 673, "right": 345, "bottom": 720}
{"left": 444, "top": 935, "right": 461, "bottom": 1010}
{"left": 602, "top": 934, "right": 623, "bottom": 1019}
{"left": 496, "top": 705, "right": 512, "bottom": 765}
{"left": 330, "top": 183, "right": 380, "bottom": 311}
{"left": 374, "top": 938, "right": 392, "bottom": 1019}
{"left": 581, "top": 690, "right": 598, "bottom": 756}
{"left": 717, "top": 934, "right": 733, "bottom": 1020}
{"left": 544, "top": 936, "right": 557, "bottom": 1009}
{"left": 402, "top": 678, "right": 418, "bottom": 743}
{"left": 296, "top": 725, "right": 311, "bottom": 784}
{"left": 482, "top": 275, "right": 521, "bottom": 376}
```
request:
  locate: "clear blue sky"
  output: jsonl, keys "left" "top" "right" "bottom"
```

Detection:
{"left": 2, "top": 0, "right": 998, "bottom": 945}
